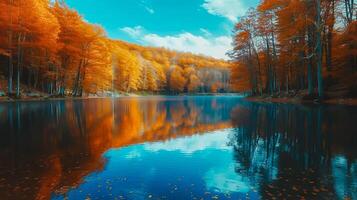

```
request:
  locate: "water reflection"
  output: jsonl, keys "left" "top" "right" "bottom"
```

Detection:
{"left": 0, "top": 97, "right": 238, "bottom": 200}
{"left": 229, "top": 102, "right": 357, "bottom": 199}
{"left": 0, "top": 97, "right": 356, "bottom": 200}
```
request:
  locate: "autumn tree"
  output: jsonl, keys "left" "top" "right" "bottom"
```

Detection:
{"left": 112, "top": 45, "right": 141, "bottom": 93}
{"left": 169, "top": 66, "right": 186, "bottom": 93}
{"left": 231, "top": 0, "right": 356, "bottom": 98}
{"left": 0, "top": 0, "right": 60, "bottom": 96}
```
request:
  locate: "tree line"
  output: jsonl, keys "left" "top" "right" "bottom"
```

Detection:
{"left": 0, "top": 0, "right": 231, "bottom": 97}
{"left": 230, "top": 0, "right": 356, "bottom": 99}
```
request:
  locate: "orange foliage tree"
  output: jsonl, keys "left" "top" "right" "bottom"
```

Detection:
{"left": 231, "top": 0, "right": 356, "bottom": 98}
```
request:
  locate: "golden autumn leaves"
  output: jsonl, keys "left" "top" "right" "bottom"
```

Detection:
{"left": 0, "top": 0, "right": 231, "bottom": 97}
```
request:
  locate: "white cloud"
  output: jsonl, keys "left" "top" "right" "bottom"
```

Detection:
{"left": 120, "top": 26, "right": 232, "bottom": 60}
{"left": 143, "top": 129, "right": 233, "bottom": 154}
{"left": 120, "top": 26, "right": 144, "bottom": 37}
{"left": 202, "top": 0, "right": 247, "bottom": 22}
{"left": 143, "top": 32, "right": 231, "bottom": 60}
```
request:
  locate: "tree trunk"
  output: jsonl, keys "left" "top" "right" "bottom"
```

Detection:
{"left": 344, "top": 0, "right": 354, "bottom": 23}
{"left": 271, "top": 31, "right": 277, "bottom": 93}
{"left": 16, "top": 33, "right": 23, "bottom": 97}
{"left": 8, "top": 34, "right": 13, "bottom": 95}
{"left": 78, "top": 58, "right": 88, "bottom": 97}
{"left": 250, "top": 39, "right": 262, "bottom": 95}
{"left": 7, "top": 3, "right": 13, "bottom": 95}
{"left": 326, "top": 0, "right": 335, "bottom": 71}
{"left": 59, "top": 55, "right": 69, "bottom": 96}
{"left": 72, "top": 58, "right": 83, "bottom": 96}
{"left": 307, "top": 25, "right": 314, "bottom": 95}
{"left": 316, "top": 0, "right": 324, "bottom": 98}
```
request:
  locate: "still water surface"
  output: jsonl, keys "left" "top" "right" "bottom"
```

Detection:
{"left": 0, "top": 96, "right": 356, "bottom": 200}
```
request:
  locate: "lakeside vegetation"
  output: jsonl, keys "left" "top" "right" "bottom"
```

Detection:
{"left": 0, "top": 0, "right": 231, "bottom": 100}
{"left": 230, "top": 0, "right": 356, "bottom": 100}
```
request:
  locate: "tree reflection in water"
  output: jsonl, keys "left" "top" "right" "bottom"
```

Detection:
{"left": 0, "top": 97, "right": 238, "bottom": 200}
{"left": 229, "top": 102, "right": 357, "bottom": 199}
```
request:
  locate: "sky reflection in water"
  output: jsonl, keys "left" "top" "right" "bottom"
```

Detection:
{"left": 52, "top": 129, "right": 257, "bottom": 200}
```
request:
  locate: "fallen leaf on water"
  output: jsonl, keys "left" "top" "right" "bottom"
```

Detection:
{"left": 313, "top": 188, "right": 320, "bottom": 193}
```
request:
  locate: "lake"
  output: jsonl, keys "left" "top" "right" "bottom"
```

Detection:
{"left": 0, "top": 96, "right": 356, "bottom": 200}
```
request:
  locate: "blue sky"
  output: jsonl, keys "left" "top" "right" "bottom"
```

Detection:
{"left": 65, "top": 0, "right": 259, "bottom": 59}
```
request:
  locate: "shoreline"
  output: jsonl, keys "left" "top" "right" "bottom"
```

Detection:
{"left": 0, "top": 96, "right": 106, "bottom": 103}
{"left": 244, "top": 96, "right": 357, "bottom": 106}
{"left": 0, "top": 93, "right": 242, "bottom": 103}
{"left": 1, "top": 94, "right": 357, "bottom": 106}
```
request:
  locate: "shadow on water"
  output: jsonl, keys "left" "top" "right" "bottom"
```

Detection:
{"left": 229, "top": 101, "right": 357, "bottom": 199}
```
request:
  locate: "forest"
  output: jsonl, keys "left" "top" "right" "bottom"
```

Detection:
{"left": 230, "top": 0, "right": 356, "bottom": 99}
{"left": 0, "top": 0, "right": 231, "bottom": 98}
